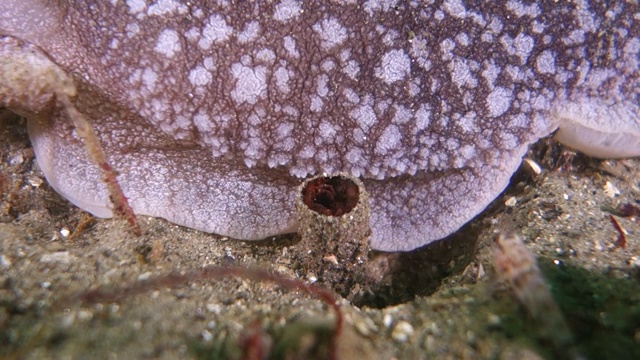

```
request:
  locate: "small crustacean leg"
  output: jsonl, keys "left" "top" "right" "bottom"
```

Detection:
{"left": 493, "top": 232, "right": 574, "bottom": 350}
{"left": 0, "top": 37, "right": 140, "bottom": 235}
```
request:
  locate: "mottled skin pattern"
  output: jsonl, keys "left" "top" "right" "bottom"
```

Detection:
{"left": 1, "top": 0, "right": 638, "bottom": 251}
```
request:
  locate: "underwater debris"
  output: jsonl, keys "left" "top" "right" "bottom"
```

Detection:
{"left": 608, "top": 215, "right": 627, "bottom": 250}
{"left": 493, "top": 232, "right": 574, "bottom": 352}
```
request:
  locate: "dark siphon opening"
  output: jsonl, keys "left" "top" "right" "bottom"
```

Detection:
{"left": 301, "top": 176, "right": 360, "bottom": 216}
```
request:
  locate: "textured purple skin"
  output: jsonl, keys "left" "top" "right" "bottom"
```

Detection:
{"left": 1, "top": 1, "right": 639, "bottom": 251}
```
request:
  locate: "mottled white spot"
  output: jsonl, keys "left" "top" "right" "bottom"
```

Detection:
{"left": 513, "top": 33, "right": 534, "bottom": 64}
{"left": 393, "top": 105, "right": 412, "bottom": 124}
{"left": 198, "top": 14, "right": 233, "bottom": 50}
{"left": 193, "top": 112, "right": 213, "bottom": 132}
{"left": 185, "top": 27, "right": 200, "bottom": 42}
{"left": 342, "top": 60, "right": 360, "bottom": 80}
{"left": 274, "top": 0, "right": 301, "bottom": 22}
{"left": 142, "top": 68, "right": 157, "bottom": 91}
{"left": 274, "top": 66, "right": 291, "bottom": 94}
{"left": 415, "top": 104, "right": 431, "bottom": 131}
{"left": 127, "top": 0, "right": 146, "bottom": 14}
{"left": 563, "top": 29, "right": 585, "bottom": 45}
{"left": 283, "top": 36, "right": 299, "bottom": 58}
{"left": 238, "top": 21, "right": 260, "bottom": 44}
{"left": 343, "top": 88, "right": 360, "bottom": 104}
{"left": 316, "top": 74, "right": 329, "bottom": 97}
{"left": 536, "top": 50, "right": 556, "bottom": 74}
{"left": 486, "top": 87, "right": 513, "bottom": 117}
{"left": 276, "top": 121, "right": 294, "bottom": 138}
{"left": 203, "top": 57, "right": 215, "bottom": 70}
{"left": 321, "top": 59, "right": 335, "bottom": 72}
{"left": 443, "top": 0, "right": 466, "bottom": 18}
{"left": 125, "top": 22, "right": 141, "bottom": 37}
{"left": 147, "top": 0, "right": 186, "bottom": 16}
{"left": 376, "top": 125, "right": 401, "bottom": 155}
{"left": 364, "top": 0, "right": 400, "bottom": 16}
{"left": 154, "top": 29, "right": 181, "bottom": 58}
{"left": 489, "top": 17, "right": 503, "bottom": 34}
{"left": 189, "top": 65, "right": 212, "bottom": 86}
{"left": 350, "top": 102, "right": 377, "bottom": 130}
{"left": 450, "top": 59, "right": 477, "bottom": 88}
{"left": 313, "top": 18, "right": 348, "bottom": 50}
{"left": 440, "top": 38, "right": 456, "bottom": 61}
{"left": 310, "top": 96, "right": 323, "bottom": 112}
{"left": 319, "top": 121, "right": 337, "bottom": 140}
{"left": 375, "top": 49, "right": 411, "bottom": 84}
{"left": 482, "top": 61, "right": 500, "bottom": 89}
{"left": 256, "top": 48, "right": 276, "bottom": 63}
{"left": 506, "top": 0, "right": 540, "bottom": 18}
{"left": 454, "top": 33, "right": 469, "bottom": 46}
{"left": 230, "top": 64, "right": 267, "bottom": 105}
{"left": 532, "top": 21, "right": 545, "bottom": 34}
{"left": 456, "top": 112, "right": 477, "bottom": 133}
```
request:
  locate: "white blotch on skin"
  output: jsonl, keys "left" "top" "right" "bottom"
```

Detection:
{"left": 273, "top": 0, "right": 301, "bottom": 22}
{"left": 141, "top": 68, "right": 157, "bottom": 93}
{"left": 127, "top": 0, "right": 146, "bottom": 14}
{"left": 198, "top": 14, "right": 233, "bottom": 50}
{"left": 238, "top": 21, "right": 260, "bottom": 44}
{"left": 506, "top": 0, "right": 540, "bottom": 18}
{"left": 147, "top": 0, "right": 186, "bottom": 16}
{"left": 313, "top": 18, "right": 348, "bottom": 50}
{"left": 536, "top": 50, "right": 556, "bottom": 74}
{"left": 443, "top": 0, "right": 467, "bottom": 18}
{"left": 274, "top": 66, "right": 291, "bottom": 94}
{"left": 125, "top": 22, "right": 140, "bottom": 37}
{"left": 486, "top": 87, "right": 513, "bottom": 117}
{"left": 154, "top": 29, "right": 181, "bottom": 58}
{"left": 230, "top": 63, "right": 267, "bottom": 105}
{"left": 513, "top": 33, "right": 534, "bottom": 64}
{"left": 343, "top": 60, "right": 360, "bottom": 80}
{"left": 375, "top": 49, "right": 411, "bottom": 84}
{"left": 376, "top": 124, "right": 401, "bottom": 155}
{"left": 350, "top": 101, "right": 377, "bottom": 130}
{"left": 450, "top": 59, "right": 477, "bottom": 88}
{"left": 188, "top": 65, "right": 212, "bottom": 86}
{"left": 283, "top": 36, "right": 299, "bottom": 58}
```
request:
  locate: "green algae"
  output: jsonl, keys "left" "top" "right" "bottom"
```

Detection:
{"left": 479, "top": 258, "right": 640, "bottom": 360}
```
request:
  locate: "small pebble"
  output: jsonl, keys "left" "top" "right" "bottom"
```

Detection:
{"left": 27, "top": 176, "right": 43, "bottom": 188}
{"left": 40, "top": 251, "right": 72, "bottom": 264}
{"left": 391, "top": 321, "right": 414, "bottom": 343}
{"left": 383, "top": 313, "right": 393, "bottom": 328}
{"left": 487, "top": 313, "right": 501, "bottom": 327}
{"left": 505, "top": 196, "right": 517, "bottom": 207}
{"left": 201, "top": 329, "right": 213, "bottom": 342}
{"left": 206, "top": 303, "right": 222, "bottom": 315}
{"left": 0, "top": 254, "right": 12, "bottom": 268}
{"left": 60, "top": 227, "right": 70, "bottom": 237}
{"left": 523, "top": 158, "right": 542, "bottom": 176}
{"left": 77, "top": 310, "right": 93, "bottom": 321}
{"left": 354, "top": 316, "right": 377, "bottom": 337}
{"left": 137, "top": 272, "right": 152, "bottom": 281}
{"left": 9, "top": 153, "right": 24, "bottom": 165}
{"left": 603, "top": 181, "right": 620, "bottom": 198}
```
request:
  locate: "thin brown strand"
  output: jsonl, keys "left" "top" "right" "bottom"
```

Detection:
{"left": 66, "top": 265, "right": 342, "bottom": 360}
{"left": 60, "top": 97, "right": 141, "bottom": 236}
{"left": 609, "top": 215, "right": 627, "bottom": 250}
